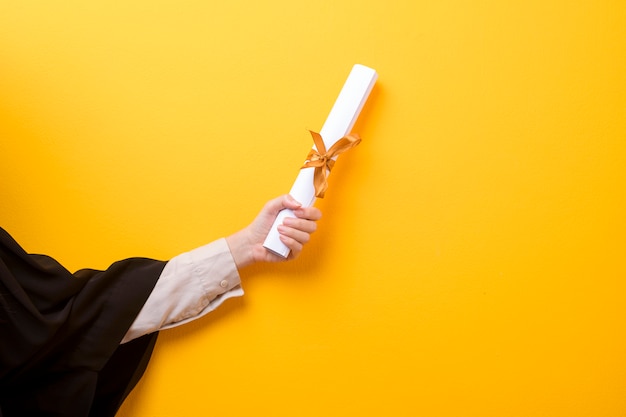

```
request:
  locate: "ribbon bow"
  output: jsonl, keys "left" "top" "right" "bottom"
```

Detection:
{"left": 301, "top": 130, "right": 361, "bottom": 198}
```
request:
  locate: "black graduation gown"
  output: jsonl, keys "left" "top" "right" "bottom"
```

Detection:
{"left": 0, "top": 227, "right": 166, "bottom": 416}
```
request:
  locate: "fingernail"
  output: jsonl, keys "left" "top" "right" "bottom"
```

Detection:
{"left": 287, "top": 194, "right": 302, "bottom": 207}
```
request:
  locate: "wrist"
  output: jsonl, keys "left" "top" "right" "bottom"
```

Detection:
{"left": 225, "top": 228, "right": 254, "bottom": 270}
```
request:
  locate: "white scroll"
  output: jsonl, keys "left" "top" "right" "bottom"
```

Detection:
{"left": 263, "top": 64, "right": 378, "bottom": 258}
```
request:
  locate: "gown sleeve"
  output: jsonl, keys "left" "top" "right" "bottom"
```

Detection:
{"left": 0, "top": 227, "right": 166, "bottom": 417}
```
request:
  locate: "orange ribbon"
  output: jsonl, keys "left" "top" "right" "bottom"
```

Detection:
{"left": 301, "top": 130, "right": 361, "bottom": 198}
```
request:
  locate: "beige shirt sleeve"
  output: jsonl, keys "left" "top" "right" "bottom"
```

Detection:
{"left": 121, "top": 238, "right": 243, "bottom": 344}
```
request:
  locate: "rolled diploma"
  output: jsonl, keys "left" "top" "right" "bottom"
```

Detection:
{"left": 263, "top": 64, "right": 378, "bottom": 258}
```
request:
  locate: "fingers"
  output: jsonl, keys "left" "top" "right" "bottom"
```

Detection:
{"left": 281, "top": 194, "right": 304, "bottom": 211}
{"left": 277, "top": 233, "right": 303, "bottom": 258}
{"left": 261, "top": 194, "right": 301, "bottom": 219}
{"left": 275, "top": 206, "right": 321, "bottom": 256}
{"left": 266, "top": 195, "right": 321, "bottom": 221}
{"left": 277, "top": 223, "right": 311, "bottom": 247}
{"left": 283, "top": 215, "right": 318, "bottom": 232}
{"left": 258, "top": 195, "right": 322, "bottom": 262}
{"left": 293, "top": 205, "right": 322, "bottom": 222}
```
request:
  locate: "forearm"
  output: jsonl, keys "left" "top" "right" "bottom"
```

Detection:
{"left": 122, "top": 195, "right": 321, "bottom": 343}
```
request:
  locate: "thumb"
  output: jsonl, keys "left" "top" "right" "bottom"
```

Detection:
{"left": 267, "top": 194, "right": 302, "bottom": 214}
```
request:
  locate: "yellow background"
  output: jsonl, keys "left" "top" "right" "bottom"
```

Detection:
{"left": 1, "top": 1, "right": 625, "bottom": 415}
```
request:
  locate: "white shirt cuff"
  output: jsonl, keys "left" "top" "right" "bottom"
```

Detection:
{"left": 122, "top": 238, "right": 243, "bottom": 344}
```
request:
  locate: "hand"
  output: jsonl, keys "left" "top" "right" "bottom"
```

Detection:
{"left": 225, "top": 195, "right": 322, "bottom": 269}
